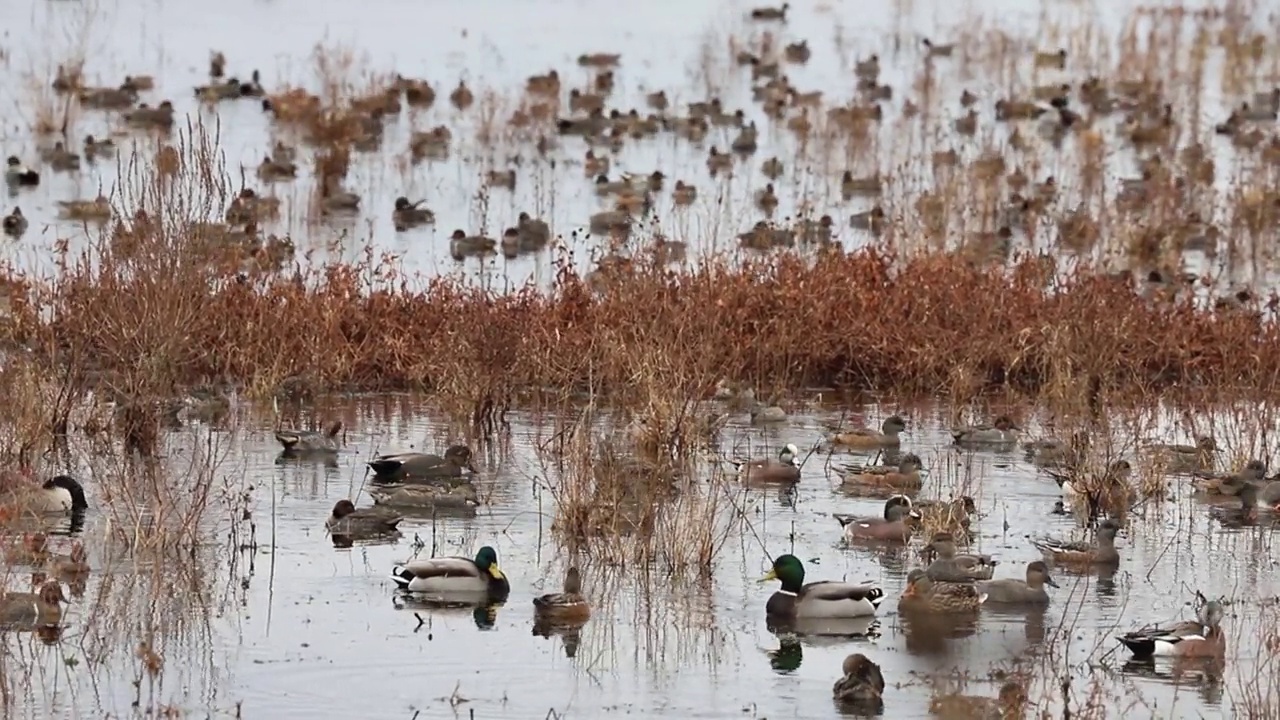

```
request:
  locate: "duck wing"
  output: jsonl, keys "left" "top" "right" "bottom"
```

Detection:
{"left": 799, "top": 580, "right": 885, "bottom": 605}
{"left": 397, "top": 556, "right": 482, "bottom": 579}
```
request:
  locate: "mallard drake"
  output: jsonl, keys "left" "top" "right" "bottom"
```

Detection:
{"left": 1145, "top": 436, "right": 1217, "bottom": 473}
{"left": 124, "top": 101, "right": 176, "bottom": 129}
{"left": 368, "top": 445, "right": 478, "bottom": 481}
{"left": 256, "top": 155, "right": 297, "bottom": 181}
{"left": 3, "top": 207, "right": 27, "bottom": 237}
{"left": 588, "top": 210, "right": 631, "bottom": 235}
{"left": 275, "top": 421, "right": 342, "bottom": 454}
{"left": 923, "top": 531, "right": 998, "bottom": 581}
{"left": 930, "top": 682, "right": 1028, "bottom": 719}
{"left": 922, "top": 38, "right": 955, "bottom": 57}
{"left": 900, "top": 569, "right": 986, "bottom": 612}
{"left": 830, "top": 415, "right": 908, "bottom": 449}
{"left": 832, "top": 654, "right": 885, "bottom": 711}
{"left": 976, "top": 561, "right": 1058, "bottom": 604}
{"left": 839, "top": 453, "right": 924, "bottom": 492}
{"left": 486, "top": 169, "right": 516, "bottom": 191}
{"left": 4, "top": 533, "right": 50, "bottom": 566}
{"left": 368, "top": 482, "right": 480, "bottom": 510}
{"left": 5, "top": 157, "right": 40, "bottom": 186}
{"left": 533, "top": 566, "right": 591, "bottom": 623}
{"left": 390, "top": 546, "right": 510, "bottom": 598}
{"left": 759, "top": 554, "right": 885, "bottom": 618}
{"left": 450, "top": 229, "right": 498, "bottom": 258}
{"left": 47, "top": 542, "right": 91, "bottom": 578}
{"left": 58, "top": 195, "right": 113, "bottom": 222}
{"left": 951, "top": 416, "right": 1020, "bottom": 445}
{"left": 1031, "top": 519, "right": 1121, "bottom": 566}
{"left": 834, "top": 495, "right": 921, "bottom": 542}
{"left": 1118, "top": 595, "right": 1225, "bottom": 658}
{"left": 749, "top": 402, "right": 786, "bottom": 424}
{"left": 0, "top": 581, "right": 67, "bottom": 628}
{"left": 326, "top": 499, "right": 403, "bottom": 538}
{"left": 732, "top": 443, "right": 801, "bottom": 484}
{"left": 41, "top": 142, "right": 81, "bottom": 171}
{"left": 392, "top": 197, "right": 434, "bottom": 230}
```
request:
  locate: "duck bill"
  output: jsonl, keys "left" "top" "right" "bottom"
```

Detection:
{"left": 1045, "top": 575, "right": 1060, "bottom": 588}
{"left": 488, "top": 565, "right": 505, "bottom": 580}
{"left": 467, "top": 459, "right": 480, "bottom": 474}
{"left": 757, "top": 569, "right": 778, "bottom": 583}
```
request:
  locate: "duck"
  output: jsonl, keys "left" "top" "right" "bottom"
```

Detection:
{"left": 83, "top": 135, "right": 116, "bottom": 161}
{"left": 274, "top": 421, "right": 343, "bottom": 455}
{"left": 1192, "top": 460, "right": 1266, "bottom": 498}
{"left": 832, "top": 654, "right": 885, "bottom": 711}
{"left": 449, "top": 80, "right": 474, "bottom": 110}
{"left": 588, "top": 210, "right": 631, "bottom": 235}
{"left": 1035, "top": 48, "right": 1068, "bottom": 69}
{"left": 450, "top": 229, "right": 498, "bottom": 258}
{"left": 899, "top": 569, "right": 986, "bottom": 612}
{"left": 975, "top": 561, "right": 1058, "bottom": 604}
{"left": 123, "top": 101, "right": 176, "bottom": 130}
{"left": 40, "top": 142, "right": 81, "bottom": 171}
{"left": 830, "top": 415, "right": 908, "bottom": 449}
{"left": 839, "top": 453, "right": 924, "bottom": 492}
{"left": 368, "top": 482, "right": 480, "bottom": 510}
{"left": 834, "top": 496, "right": 921, "bottom": 542}
{"left": 58, "top": 195, "right": 113, "bottom": 222}
{"left": 195, "top": 78, "right": 244, "bottom": 102}
{"left": 47, "top": 542, "right": 91, "bottom": 578}
{"left": 533, "top": 567, "right": 591, "bottom": 624}
{"left": 4, "top": 533, "right": 50, "bottom": 566}
{"left": 3, "top": 207, "right": 27, "bottom": 237}
{"left": 368, "top": 445, "right": 478, "bottom": 481}
{"left": 930, "top": 682, "right": 1029, "bottom": 719}
{"left": 848, "top": 206, "right": 886, "bottom": 233}
{"left": 759, "top": 554, "right": 885, "bottom": 619}
{"left": 390, "top": 546, "right": 510, "bottom": 598}
{"left": 731, "top": 443, "right": 801, "bottom": 484}
{"left": 517, "top": 212, "right": 551, "bottom": 246}
{"left": 1117, "top": 595, "right": 1225, "bottom": 658}
{"left": 79, "top": 84, "right": 138, "bottom": 109}
{"left": 326, "top": 499, "right": 403, "bottom": 539}
{"left": 923, "top": 531, "right": 998, "bottom": 581}
{"left": 1145, "top": 436, "right": 1218, "bottom": 473}
{"left": 0, "top": 581, "right": 67, "bottom": 628}
{"left": 256, "top": 155, "right": 297, "bottom": 181}
{"left": 1031, "top": 518, "right": 1121, "bottom": 566}
{"left": 951, "top": 415, "right": 1020, "bottom": 445}
{"left": 392, "top": 197, "right": 434, "bottom": 230}
{"left": 5, "top": 157, "right": 40, "bottom": 186}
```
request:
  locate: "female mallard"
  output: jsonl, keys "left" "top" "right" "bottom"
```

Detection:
{"left": 732, "top": 443, "right": 801, "bottom": 485}
{"left": 976, "top": 561, "right": 1058, "bottom": 604}
{"left": 325, "top": 499, "right": 403, "bottom": 538}
{"left": 368, "top": 482, "right": 479, "bottom": 510}
{"left": 951, "top": 416, "right": 1020, "bottom": 445}
{"left": 759, "top": 554, "right": 885, "bottom": 618}
{"left": 391, "top": 546, "right": 510, "bottom": 599}
{"left": 832, "top": 653, "right": 885, "bottom": 711}
{"left": 368, "top": 445, "right": 478, "bottom": 481}
{"left": 47, "top": 542, "right": 91, "bottom": 578}
{"left": 1031, "top": 519, "right": 1121, "bottom": 566}
{"left": 1118, "top": 595, "right": 1225, "bottom": 658}
{"left": 839, "top": 453, "right": 924, "bottom": 492}
{"left": 899, "top": 569, "right": 987, "bottom": 613}
{"left": 830, "top": 415, "right": 908, "bottom": 449}
{"left": 1145, "top": 436, "right": 1217, "bottom": 472}
{"left": 533, "top": 566, "right": 591, "bottom": 624}
{"left": 923, "top": 531, "right": 998, "bottom": 581}
{"left": 834, "top": 495, "right": 921, "bottom": 542}
{"left": 0, "top": 581, "right": 67, "bottom": 628}
{"left": 275, "top": 421, "right": 342, "bottom": 455}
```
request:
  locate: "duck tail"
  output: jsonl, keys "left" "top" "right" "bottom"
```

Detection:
{"left": 390, "top": 565, "right": 414, "bottom": 590}
{"left": 368, "top": 458, "right": 403, "bottom": 476}
{"left": 274, "top": 431, "right": 298, "bottom": 449}
{"left": 48, "top": 475, "right": 89, "bottom": 511}
{"left": 832, "top": 513, "right": 856, "bottom": 527}
{"left": 1116, "top": 634, "right": 1154, "bottom": 658}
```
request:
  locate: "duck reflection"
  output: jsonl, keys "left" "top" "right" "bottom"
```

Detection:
{"left": 1121, "top": 656, "right": 1225, "bottom": 705}
{"left": 899, "top": 610, "right": 981, "bottom": 655}
{"left": 768, "top": 635, "right": 803, "bottom": 673}
{"left": 767, "top": 614, "right": 882, "bottom": 640}
{"left": 392, "top": 594, "right": 503, "bottom": 631}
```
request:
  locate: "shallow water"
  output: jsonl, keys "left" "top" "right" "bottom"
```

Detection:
{"left": 7, "top": 395, "right": 1278, "bottom": 718}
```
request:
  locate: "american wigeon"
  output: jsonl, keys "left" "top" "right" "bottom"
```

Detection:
{"left": 275, "top": 421, "right": 342, "bottom": 455}
{"left": 832, "top": 654, "right": 885, "bottom": 712}
{"left": 1, "top": 476, "right": 90, "bottom": 516}
{"left": 1146, "top": 436, "right": 1218, "bottom": 473}
{"left": 5, "top": 156, "right": 39, "bottom": 186}
{"left": 3, "top": 207, "right": 27, "bottom": 237}
{"left": 951, "top": 416, "right": 1020, "bottom": 445}
{"left": 839, "top": 453, "right": 924, "bottom": 493}
{"left": 749, "top": 402, "right": 787, "bottom": 424}
{"left": 759, "top": 554, "right": 885, "bottom": 618}
{"left": 1032, "top": 519, "right": 1121, "bottom": 566}
{"left": 392, "top": 197, "right": 435, "bottom": 230}
{"left": 369, "top": 446, "right": 479, "bottom": 481}
{"left": 1023, "top": 431, "right": 1090, "bottom": 467}
{"left": 58, "top": 195, "right": 113, "bottom": 221}
{"left": 923, "top": 531, "right": 998, "bottom": 581}
{"left": 732, "top": 444, "right": 801, "bottom": 484}
{"left": 390, "top": 546, "right": 510, "bottom": 599}
{"left": 533, "top": 567, "right": 591, "bottom": 624}
{"left": 830, "top": 415, "right": 908, "bottom": 449}
{"left": 834, "top": 496, "right": 921, "bottom": 542}
{"left": 47, "top": 543, "right": 90, "bottom": 578}
{"left": 326, "top": 499, "right": 403, "bottom": 539}
{"left": 900, "top": 569, "right": 986, "bottom": 612}
{"left": 976, "top": 561, "right": 1058, "bottom": 604}
{"left": 1117, "top": 594, "right": 1225, "bottom": 658}
{"left": 1191, "top": 460, "right": 1266, "bottom": 499}
{"left": 0, "top": 581, "right": 67, "bottom": 627}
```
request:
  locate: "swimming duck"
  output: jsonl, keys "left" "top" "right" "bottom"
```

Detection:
{"left": 449, "top": 80, "right": 474, "bottom": 110}
{"left": 1117, "top": 594, "right": 1225, "bottom": 659}
{"left": 40, "top": 142, "right": 81, "bottom": 171}
{"left": 706, "top": 146, "right": 733, "bottom": 174}
{"left": 922, "top": 38, "right": 955, "bottom": 57}
{"left": 588, "top": 210, "right": 631, "bottom": 235}
{"left": 0, "top": 581, "right": 67, "bottom": 628}
{"left": 326, "top": 499, "right": 403, "bottom": 539}
{"left": 1050, "top": 459, "right": 1133, "bottom": 512}
{"left": 450, "top": 229, "right": 498, "bottom": 258}
{"left": 124, "top": 101, "right": 176, "bottom": 130}
{"left": 320, "top": 186, "right": 362, "bottom": 214}
{"left": 784, "top": 40, "right": 811, "bottom": 64}
{"left": 1208, "top": 481, "right": 1262, "bottom": 526}
{"left": 1031, "top": 519, "right": 1121, "bottom": 566}
{"left": 3, "top": 207, "right": 27, "bottom": 237}
{"left": 829, "top": 415, "right": 908, "bottom": 449}
{"left": 79, "top": 83, "right": 138, "bottom": 109}
{"left": 256, "top": 155, "right": 297, "bottom": 181}
{"left": 731, "top": 443, "right": 801, "bottom": 484}
{"left": 1146, "top": 436, "right": 1218, "bottom": 473}
{"left": 1022, "top": 431, "right": 1090, "bottom": 467}
{"left": 195, "top": 78, "right": 243, "bottom": 102}
{"left": 1192, "top": 460, "right": 1266, "bottom": 499}
{"left": 760, "top": 554, "right": 884, "bottom": 618}
{"left": 951, "top": 416, "right": 1020, "bottom": 445}
{"left": 392, "top": 197, "right": 434, "bottom": 230}
{"left": 516, "top": 212, "right": 550, "bottom": 245}
{"left": 533, "top": 567, "right": 591, "bottom": 624}
{"left": 368, "top": 482, "right": 480, "bottom": 511}
{"left": 83, "top": 135, "right": 116, "bottom": 161}
{"left": 368, "top": 445, "right": 479, "bottom": 481}
{"left": 900, "top": 569, "right": 986, "bottom": 612}
{"left": 5, "top": 157, "right": 39, "bottom": 186}
{"left": 832, "top": 654, "right": 885, "bottom": 711}
{"left": 58, "top": 195, "right": 113, "bottom": 222}
{"left": 274, "top": 421, "right": 342, "bottom": 455}
{"left": 834, "top": 495, "right": 921, "bottom": 542}
{"left": 749, "top": 401, "right": 786, "bottom": 424}
{"left": 839, "top": 453, "right": 924, "bottom": 493}
{"left": 486, "top": 169, "right": 517, "bottom": 191}
{"left": 975, "top": 561, "right": 1058, "bottom": 604}
{"left": 390, "top": 546, "right": 510, "bottom": 598}
{"left": 47, "top": 542, "right": 91, "bottom": 578}
{"left": 923, "top": 531, "right": 998, "bottom": 581}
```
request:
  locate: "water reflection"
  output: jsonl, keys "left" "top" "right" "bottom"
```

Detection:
{"left": 899, "top": 610, "right": 982, "bottom": 656}
{"left": 1121, "top": 657, "right": 1225, "bottom": 705}
{"left": 392, "top": 595, "right": 504, "bottom": 631}
{"left": 532, "top": 617, "right": 586, "bottom": 658}
{"left": 767, "top": 615, "right": 882, "bottom": 641}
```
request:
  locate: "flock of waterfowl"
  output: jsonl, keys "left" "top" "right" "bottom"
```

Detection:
{"left": 0, "top": 475, "right": 91, "bottom": 634}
